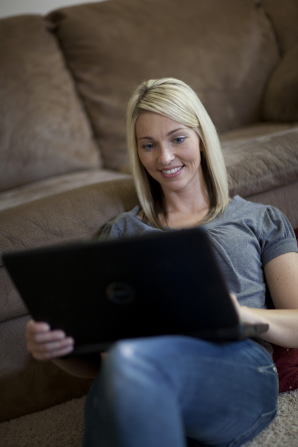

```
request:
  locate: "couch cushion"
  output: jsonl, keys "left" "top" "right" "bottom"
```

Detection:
{"left": 262, "top": 44, "right": 298, "bottom": 122}
{"left": 47, "top": 0, "right": 279, "bottom": 172}
{"left": 0, "top": 15, "right": 102, "bottom": 193}
{"left": 261, "top": 0, "right": 298, "bottom": 54}
{"left": 222, "top": 126, "right": 298, "bottom": 198}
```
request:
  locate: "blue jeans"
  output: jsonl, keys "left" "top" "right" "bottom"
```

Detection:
{"left": 84, "top": 336, "right": 278, "bottom": 447}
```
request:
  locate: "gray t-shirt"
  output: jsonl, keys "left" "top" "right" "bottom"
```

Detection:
{"left": 99, "top": 195, "right": 298, "bottom": 310}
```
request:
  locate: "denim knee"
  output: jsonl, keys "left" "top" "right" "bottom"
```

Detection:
{"left": 105, "top": 339, "right": 143, "bottom": 374}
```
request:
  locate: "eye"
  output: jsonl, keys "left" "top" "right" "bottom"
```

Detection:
{"left": 141, "top": 143, "right": 154, "bottom": 150}
{"left": 174, "top": 136, "right": 186, "bottom": 144}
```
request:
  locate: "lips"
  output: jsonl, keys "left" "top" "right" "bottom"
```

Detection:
{"left": 161, "top": 166, "right": 183, "bottom": 174}
{"left": 159, "top": 165, "right": 184, "bottom": 178}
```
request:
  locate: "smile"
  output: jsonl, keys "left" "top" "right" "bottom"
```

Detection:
{"left": 161, "top": 166, "right": 184, "bottom": 175}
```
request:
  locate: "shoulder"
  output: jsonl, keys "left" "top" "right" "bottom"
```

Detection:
{"left": 230, "top": 196, "right": 297, "bottom": 263}
{"left": 99, "top": 206, "right": 159, "bottom": 241}
{"left": 211, "top": 195, "right": 296, "bottom": 249}
{"left": 99, "top": 206, "right": 140, "bottom": 240}
{"left": 228, "top": 195, "right": 276, "bottom": 216}
{"left": 110, "top": 206, "right": 140, "bottom": 230}
{"left": 227, "top": 196, "right": 293, "bottom": 232}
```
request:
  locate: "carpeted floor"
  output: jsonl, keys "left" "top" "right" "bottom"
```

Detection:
{"left": 0, "top": 390, "right": 298, "bottom": 447}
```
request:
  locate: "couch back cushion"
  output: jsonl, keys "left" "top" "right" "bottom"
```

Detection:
{"left": 260, "top": 0, "right": 298, "bottom": 122}
{"left": 261, "top": 0, "right": 298, "bottom": 54}
{"left": 263, "top": 43, "right": 298, "bottom": 122}
{"left": 48, "top": 0, "right": 279, "bottom": 172}
{"left": 0, "top": 15, "right": 101, "bottom": 192}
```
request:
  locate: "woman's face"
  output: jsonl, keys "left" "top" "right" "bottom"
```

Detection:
{"left": 135, "top": 112, "right": 203, "bottom": 195}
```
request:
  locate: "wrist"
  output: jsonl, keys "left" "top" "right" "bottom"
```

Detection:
{"left": 239, "top": 306, "right": 269, "bottom": 326}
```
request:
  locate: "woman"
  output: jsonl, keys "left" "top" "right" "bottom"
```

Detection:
{"left": 26, "top": 78, "right": 298, "bottom": 447}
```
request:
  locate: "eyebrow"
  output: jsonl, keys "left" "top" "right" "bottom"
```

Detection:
{"left": 137, "top": 127, "right": 186, "bottom": 141}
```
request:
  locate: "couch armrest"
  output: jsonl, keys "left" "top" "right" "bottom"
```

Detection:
{"left": 0, "top": 177, "right": 137, "bottom": 325}
{"left": 0, "top": 178, "right": 137, "bottom": 262}
{"left": 223, "top": 127, "right": 298, "bottom": 198}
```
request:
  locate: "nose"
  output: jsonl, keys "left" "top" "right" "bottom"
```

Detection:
{"left": 158, "top": 144, "right": 175, "bottom": 165}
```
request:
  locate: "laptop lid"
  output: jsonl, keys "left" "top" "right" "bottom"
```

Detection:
{"left": 2, "top": 227, "right": 268, "bottom": 353}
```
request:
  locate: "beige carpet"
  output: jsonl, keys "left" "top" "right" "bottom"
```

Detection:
{"left": 0, "top": 390, "right": 297, "bottom": 447}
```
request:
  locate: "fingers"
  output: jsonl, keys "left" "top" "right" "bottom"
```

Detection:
{"left": 25, "top": 319, "right": 75, "bottom": 361}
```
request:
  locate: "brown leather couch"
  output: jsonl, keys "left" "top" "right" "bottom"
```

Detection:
{"left": 0, "top": 0, "right": 298, "bottom": 422}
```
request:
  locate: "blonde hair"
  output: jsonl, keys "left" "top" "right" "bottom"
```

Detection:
{"left": 126, "top": 78, "right": 229, "bottom": 229}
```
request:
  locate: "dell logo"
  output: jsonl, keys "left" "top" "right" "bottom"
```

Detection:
{"left": 106, "top": 282, "right": 135, "bottom": 304}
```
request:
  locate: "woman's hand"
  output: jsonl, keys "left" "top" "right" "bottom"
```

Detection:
{"left": 229, "top": 293, "right": 268, "bottom": 326}
{"left": 25, "top": 319, "right": 75, "bottom": 361}
{"left": 230, "top": 293, "right": 242, "bottom": 321}
{"left": 230, "top": 293, "right": 298, "bottom": 347}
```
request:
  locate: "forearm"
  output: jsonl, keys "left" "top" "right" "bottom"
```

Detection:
{"left": 240, "top": 307, "right": 298, "bottom": 348}
{"left": 52, "top": 353, "right": 105, "bottom": 378}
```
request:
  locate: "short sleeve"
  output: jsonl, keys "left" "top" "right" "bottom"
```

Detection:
{"left": 98, "top": 221, "right": 123, "bottom": 241}
{"left": 97, "top": 206, "right": 153, "bottom": 242}
{"left": 259, "top": 207, "right": 298, "bottom": 266}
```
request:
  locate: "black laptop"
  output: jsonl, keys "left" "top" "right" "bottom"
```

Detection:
{"left": 2, "top": 227, "right": 268, "bottom": 354}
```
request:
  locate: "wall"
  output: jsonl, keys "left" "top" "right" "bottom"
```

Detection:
{"left": 0, "top": 0, "right": 106, "bottom": 19}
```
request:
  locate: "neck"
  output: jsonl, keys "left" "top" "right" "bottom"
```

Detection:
{"left": 165, "top": 167, "right": 209, "bottom": 211}
{"left": 158, "top": 168, "right": 210, "bottom": 228}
